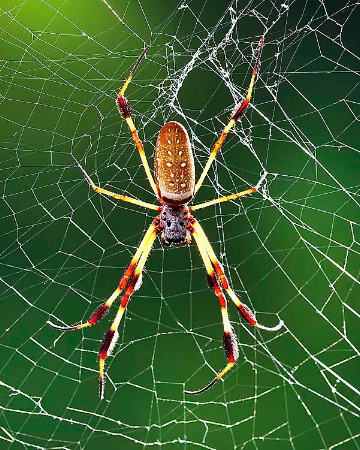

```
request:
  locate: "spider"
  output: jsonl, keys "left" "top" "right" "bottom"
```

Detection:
{"left": 48, "top": 36, "right": 283, "bottom": 399}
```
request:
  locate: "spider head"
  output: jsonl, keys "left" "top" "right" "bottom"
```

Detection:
{"left": 160, "top": 204, "right": 191, "bottom": 247}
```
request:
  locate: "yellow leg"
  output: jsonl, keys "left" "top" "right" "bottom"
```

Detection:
{"left": 191, "top": 218, "right": 284, "bottom": 332}
{"left": 191, "top": 188, "right": 256, "bottom": 211}
{"left": 184, "top": 226, "right": 238, "bottom": 395}
{"left": 47, "top": 218, "right": 160, "bottom": 331}
{"left": 195, "top": 37, "right": 264, "bottom": 194}
{"left": 98, "top": 224, "right": 160, "bottom": 398}
{"left": 116, "top": 47, "right": 158, "bottom": 196}
{"left": 77, "top": 162, "right": 159, "bottom": 211}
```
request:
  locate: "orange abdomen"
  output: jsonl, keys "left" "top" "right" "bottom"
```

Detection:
{"left": 154, "top": 121, "right": 195, "bottom": 205}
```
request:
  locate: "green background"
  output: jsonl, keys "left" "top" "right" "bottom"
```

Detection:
{"left": 0, "top": 0, "right": 359, "bottom": 449}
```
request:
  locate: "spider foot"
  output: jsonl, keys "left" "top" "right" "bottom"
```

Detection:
{"left": 237, "top": 303, "right": 284, "bottom": 332}
{"left": 185, "top": 331, "right": 238, "bottom": 395}
{"left": 185, "top": 361, "right": 235, "bottom": 395}
{"left": 256, "top": 318, "right": 284, "bottom": 332}
{"left": 76, "top": 162, "right": 95, "bottom": 187}
{"left": 47, "top": 302, "right": 111, "bottom": 331}
{"left": 255, "top": 171, "right": 268, "bottom": 191}
{"left": 47, "top": 320, "right": 90, "bottom": 331}
{"left": 184, "top": 377, "right": 218, "bottom": 395}
{"left": 99, "top": 328, "right": 119, "bottom": 399}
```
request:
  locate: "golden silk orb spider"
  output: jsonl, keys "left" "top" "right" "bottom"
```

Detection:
{"left": 48, "top": 37, "right": 284, "bottom": 399}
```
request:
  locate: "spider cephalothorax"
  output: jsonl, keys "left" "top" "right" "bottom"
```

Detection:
{"left": 49, "top": 38, "right": 283, "bottom": 399}
{"left": 160, "top": 204, "right": 191, "bottom": 246}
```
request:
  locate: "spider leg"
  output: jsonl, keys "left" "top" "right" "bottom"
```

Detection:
{"left": 185, "top": 216, "right": 283, "bottom": 395}
{"left": 77, "top": 162, "right": 159, "bottom": 211}
{"left": 195, "top": 36, "right": 264, "bottom": 194}
{"left": 116, "top": 47, "right": 158, "bottom": 197}
{"left": 191, "top": 217, "right": 284, "bottom": 332}
{"left": 185, "top": 222, "right": 239, "bottom": 395}
{"left": 191, "top": 187, "right": 256, "bottom": 211}
{"left": 99, "top": 222, "right": 161, "bottom": 398}
{"left": 48, "top": 217, "right": 161, "bottom": 331}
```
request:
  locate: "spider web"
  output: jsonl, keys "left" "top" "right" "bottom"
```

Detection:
{"left": 1, "top": 0, "right": 359, "bottom": 448}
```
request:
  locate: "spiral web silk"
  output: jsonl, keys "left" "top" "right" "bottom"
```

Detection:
{"left": 0, "top": 0, "right": 359, "bottom": 448}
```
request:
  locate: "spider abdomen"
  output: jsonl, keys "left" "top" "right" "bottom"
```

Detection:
{"left": 154, "top": 121, "right": 195, "bottom": 205}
